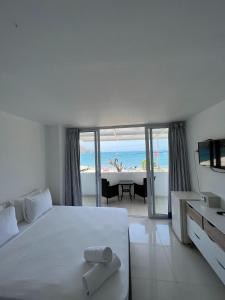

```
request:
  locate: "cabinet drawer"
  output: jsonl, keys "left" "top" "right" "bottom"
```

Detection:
{"left": 186, "top": 204, "right": 203, "bottom": 228}
{"left": 204, "top": 219, "right": 225, "bottom": 252}
{"left": 207, "top": 239, "right": 225, "bottom": 284}
{"left": 187, "top": 216, "right": 210, "bottom": 259}
{"left": 187, "top": 216, "right": 224, "bottom": 279}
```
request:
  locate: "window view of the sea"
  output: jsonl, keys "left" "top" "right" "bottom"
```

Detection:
{"left": 80, "top": 151, "right": 168, "bottom": 169}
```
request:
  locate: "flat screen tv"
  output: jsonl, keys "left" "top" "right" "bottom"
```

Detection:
{"left": 198, "top": 140, "right": 213, "bottom": 167}
{"left": 213, "top": 139, "right": 225, "bottom": 169}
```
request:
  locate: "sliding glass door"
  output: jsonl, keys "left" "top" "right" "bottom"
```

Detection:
{"left": 79, "top": 126, "right": 169, "bottom": 218}
{"left": 80, "top": 130, "right": 101, "bottom": 207}
{"left": 99, "top": 127, "right": 147, "bottom": 217}
{"left": 146, "top": 127, "right": 169, "bottom": 217}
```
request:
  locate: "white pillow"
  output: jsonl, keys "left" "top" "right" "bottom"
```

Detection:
{"left": 13, "top": 189, "right": 41, "bottom": 223}
{"left": 23, "top": 189, "right": 53, "bottom": 223}
{"left": 0, "top": 206, "right": 19, "bottom": 247}
{"left": 13, "top": 199, "right": 25, "bottom": 223}
{"left": 0, "top": 201, "right": 11, "bottom": 211}
{"left": 0, "top": 203, "right": 6, "bottom": 212}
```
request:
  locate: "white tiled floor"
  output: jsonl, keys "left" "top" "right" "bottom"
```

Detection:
{"left": 129, "top": 216, "right": 225, "bottom": 300}
{"left": 82, "top": 195, "right": 168, "bottom": 216}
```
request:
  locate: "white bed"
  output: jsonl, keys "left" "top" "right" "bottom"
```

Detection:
{"left": 0, "top": 206, "right": 129, "bottom": 300}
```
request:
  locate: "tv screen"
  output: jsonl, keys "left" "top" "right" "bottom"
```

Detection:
{"left": 198, "top": 141, "right": 213, "bottom": 167}
{"left": 214, "top": 139, "right": 225, "bottom": 169}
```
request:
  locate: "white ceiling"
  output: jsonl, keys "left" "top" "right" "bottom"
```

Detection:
{"left": 81, "top": 127, "right": 168, "bottom": 141}
{"left": 0, "top": 0, "right": 225, "bottom": 127}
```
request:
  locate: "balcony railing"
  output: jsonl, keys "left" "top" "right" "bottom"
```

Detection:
{"left": 81, "top": 170, "right": 168, "bottom": 197}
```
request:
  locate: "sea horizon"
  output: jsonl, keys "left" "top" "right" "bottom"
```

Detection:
{"left": 80, "top": 150, "right": 168, "bottom": 169}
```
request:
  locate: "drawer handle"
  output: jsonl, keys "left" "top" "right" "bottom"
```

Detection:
{"left": 207, "top": 233, "right": 215, "bottom": 243}
{"left": 217, "top": 259, "right": 225, "bottom": 271}
{"left": 189, "top": 215, "right": 194, "bottom": 221}
{"left": 208, "top": 221, "right": 215, "bottom": 228}
{"left": 194, "top": 232, "right": 200, "bottom": 240}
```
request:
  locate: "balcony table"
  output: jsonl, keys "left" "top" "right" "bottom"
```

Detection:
{"left": 119, "top": 180, "right": 133, "bottom": 200}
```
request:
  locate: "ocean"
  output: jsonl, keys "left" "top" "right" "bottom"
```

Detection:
{"left": 80, "top": 151, "right": 168, "bottom": 169}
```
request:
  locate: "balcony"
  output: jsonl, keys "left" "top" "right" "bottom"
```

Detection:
{"left": 81, "top": 170, "right": 168, "bottom": 216}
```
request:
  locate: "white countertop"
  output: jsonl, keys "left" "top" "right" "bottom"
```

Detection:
{"left": 187, "top": 200, "right": 225, "bottom": 235}
{"left": 171, "top": 191, "right": 201, "bottom": 200}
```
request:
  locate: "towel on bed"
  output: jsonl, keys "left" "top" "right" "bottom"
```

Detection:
{"left": 82, "top": 253, "right": 121, "bottom": 296}
{"left": 84, "top": 246, "right": 113, "bottom": 263}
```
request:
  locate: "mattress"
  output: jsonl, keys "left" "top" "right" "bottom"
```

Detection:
{"left": 0, "top": 206, "right": 129, "bottom": 300}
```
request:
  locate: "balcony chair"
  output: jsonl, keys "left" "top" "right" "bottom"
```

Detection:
{"left": 134, "top": 177, "right": 155, "bottom": 203}
{"left": 101, "top": 178, "right": 119, "bottom": 205}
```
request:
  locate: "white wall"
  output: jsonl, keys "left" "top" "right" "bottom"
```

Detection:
{"left": 0, "top": 110, "right": 46, "bottom": 203}
{"left": 45, "top": 125, "right": 65, "bottom": 205}
{"left": 186, "top": 99, "right": 225, "bottom": 208}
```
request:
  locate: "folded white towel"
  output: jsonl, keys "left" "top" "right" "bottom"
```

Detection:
{"left": 82, "top": 253, "right": 121, "bottom": 296}
{"left": 84, "top": 246, "right": 113, "bottom": 263}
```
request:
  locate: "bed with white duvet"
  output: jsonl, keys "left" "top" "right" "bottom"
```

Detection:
{"left": 0, "top": 206, "right": 129, "bottom": 300}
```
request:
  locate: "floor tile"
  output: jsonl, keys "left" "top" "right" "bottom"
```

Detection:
{"left": 82, "top": 195, "right": 168, "bottom": 216}
{"left": 154, "top": 222, "right": 181, "bottom": 247}
{"left": 129, "top": 217, "right": 225, "bottom": 299}
{"left": 164, "top": 244, "right": 220, "bottom": 284}
{"left": 132, "top": 277, "right": 156, "bottom": 300}
{"left": 132, "top": 278, "right": 225, "bottom": 300}
{"left": 154, "top": 280, "right": 225, "bottom": 300}
{"left": 129, "top": 222, "right": 162, "bottom": 245}
{"left": 131, "top": 244, "right": 176, "bottom": 281}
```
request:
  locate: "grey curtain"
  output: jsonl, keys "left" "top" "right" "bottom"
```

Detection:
{"left": 65, "top": 128, "right": 82, "bottom": 206}
{"left": 168, "top": 122, "right": 191, "bottom": 217}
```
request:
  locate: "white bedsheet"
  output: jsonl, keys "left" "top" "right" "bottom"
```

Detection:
{"left": 0, "top": 206, "right": 129, "bottom": 300}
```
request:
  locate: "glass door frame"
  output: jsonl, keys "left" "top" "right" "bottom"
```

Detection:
{"left": 80, "top": 129, "right": 101, "bottom": 207}
{"left": 145, "top": 124, "right": 169, "bottom": 219}
{"left": 80, "top": 123, "right": 169, "bottom": 218}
